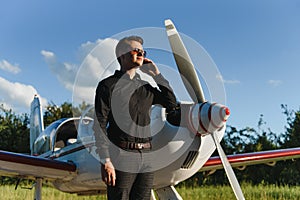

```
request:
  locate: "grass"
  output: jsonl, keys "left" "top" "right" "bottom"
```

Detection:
{"left": 177, "top": 183, "right": 300, "bottom": 200}
{"left": 1, "top": 183, "right": 300, "bottom": 199}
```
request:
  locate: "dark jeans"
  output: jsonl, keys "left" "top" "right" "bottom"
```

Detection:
{"left": 107, "top": 170, "right": 154, "bottom": 200}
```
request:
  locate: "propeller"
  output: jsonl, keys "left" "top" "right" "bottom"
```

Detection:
{"left": 165, "top": 19, "right": 245, "bottom": 200}
{"left": 164, "top": 20, "right": 205, "bottom": 104}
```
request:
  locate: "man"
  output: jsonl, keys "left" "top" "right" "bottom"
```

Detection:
{"left": 94, "top": 35, "right": 179, "bottom": 200}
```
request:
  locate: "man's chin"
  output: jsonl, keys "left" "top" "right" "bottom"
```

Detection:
{"left": 135, "top": 61, "right": 143, "bottom": 67}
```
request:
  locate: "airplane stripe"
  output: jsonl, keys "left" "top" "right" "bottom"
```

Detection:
{"left": 188, "top": 104, "right": 198, "bottom": 134}
{"left": 0, "top": 150, "right": 76, "bottom": 172}
{"left": 200, "top": 147, "right": 300, "bottom": 171}
{"left": 198, "top": 102, "right": 208, "bottom": 133}
{"left": 47, "top": 142, "right": 95, "bottom": 159}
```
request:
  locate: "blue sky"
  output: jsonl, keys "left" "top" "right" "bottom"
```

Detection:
{"left": 1, "top": 1, "right": 300, "bottom": 135}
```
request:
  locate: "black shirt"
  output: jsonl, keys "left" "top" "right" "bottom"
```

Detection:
{"left": 94, "top": 70, "right": 178, "bottom": 156}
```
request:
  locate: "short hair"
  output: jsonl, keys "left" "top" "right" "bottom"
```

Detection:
{"left": 115, "top": 36, "right": 144, "bottom": 64}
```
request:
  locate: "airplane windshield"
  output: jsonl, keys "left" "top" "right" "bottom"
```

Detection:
{"left": 53, "top": 119, "right": 79, "bottom": 151}
{"left": 77, "top": 105, "right": 95, "bottom": 143}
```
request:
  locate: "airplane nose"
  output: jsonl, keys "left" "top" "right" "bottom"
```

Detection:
{"left": 220, "top": 106, "right": 230, "bottom": 122}
{"left": 187, "top": 102, "right": 230, "bottom": 136}
{"left": 225, "top": 107, "right": 230, "bottom": 116}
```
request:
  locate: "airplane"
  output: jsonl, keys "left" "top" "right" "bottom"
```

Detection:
{"left": 1, "top": 19, "right": 300, "bottom": 200}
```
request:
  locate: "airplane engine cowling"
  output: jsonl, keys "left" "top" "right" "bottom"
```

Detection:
{"left": 187, "top": 102, "right": 230, "bottom": 136}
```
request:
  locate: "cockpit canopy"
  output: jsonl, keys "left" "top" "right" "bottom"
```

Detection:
{"left": 33, "top": 117, "right": 94, "bottom": 154}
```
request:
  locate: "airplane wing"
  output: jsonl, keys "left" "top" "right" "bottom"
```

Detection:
{"left": 200, "top": 147, "right": 300, "bottom": 172}
{"left": 0, "top": 150, "right": 77, "bottom": 181}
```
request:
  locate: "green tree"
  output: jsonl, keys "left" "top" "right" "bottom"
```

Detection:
{"left": 43, "top": 102, "right": 74, "bottom": 127}
{"left": 194, "top": 114, "right": 284, "bottom": 186}
{"left": 281, "top": 104, "right": 300, "bottom": 148}
{"left": 275, "top": 105, "right": 300, "bottom": 185}
{"left": 43, "top": 101, "right": 93, "bottom": 127}
{"left": 0, "top": 105, "right": 30, "bottom": 153}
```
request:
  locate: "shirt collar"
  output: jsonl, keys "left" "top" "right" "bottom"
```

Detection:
{"left": 114, "top": 70, "right": 141, "bottom": 80}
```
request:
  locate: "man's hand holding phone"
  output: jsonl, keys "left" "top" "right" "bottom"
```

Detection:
{"left": 140, "top": 58, "right": 160, "bottom": 77}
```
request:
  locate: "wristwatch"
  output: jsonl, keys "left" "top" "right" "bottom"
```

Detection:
{"left": 100, "top": 158, "right": 111, "bottom": 164}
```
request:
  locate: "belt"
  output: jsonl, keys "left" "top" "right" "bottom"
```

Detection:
{"left": 119, "top": 141, "right": 152, "bottom": 150}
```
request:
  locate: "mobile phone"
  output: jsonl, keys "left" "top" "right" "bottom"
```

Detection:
{"left": 143, "top": 59, "right": 151, "bottom": 64}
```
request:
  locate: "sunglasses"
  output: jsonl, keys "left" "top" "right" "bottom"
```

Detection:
{"left": 130, "top": 48, "right": 147, "bottom": 57}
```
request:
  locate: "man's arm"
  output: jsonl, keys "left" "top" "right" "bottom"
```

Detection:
{"left": 94, "top": 83, "right": 111, "bottom": 159}
{"left": 94, "top": 82, "right": 116, "bottom": 186}
{"left": 152, "top": 73, "right": 181, "bottom": 126}
{"left": 140, "top": 58, "right": 181, "bottom": 125}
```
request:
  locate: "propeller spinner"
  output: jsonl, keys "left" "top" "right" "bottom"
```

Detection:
{"left": 165, "top": 19, "right": 245, "bottom": 200}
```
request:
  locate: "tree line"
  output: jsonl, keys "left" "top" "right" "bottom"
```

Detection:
{"left": 0, "top": 102, "right": 299, "bottom": 186}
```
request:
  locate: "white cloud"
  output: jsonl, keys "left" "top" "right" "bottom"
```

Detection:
{"left": 268, "top": 80, "right": 282, "bottom": 87}
{"left": 77, "top": 39, "right": 104, "bottom": 60}
{"left": 216, "top": 74, "right": 240, "bottom": 84}
{"left": 40, "top": 50, "right": 54, "bottom": 58}
{"left": 41, "top": 38, "right": 119, "bottom": 105}
{"left": 41, "top": 50, "right": 78, "bottom": 91}
{"left": 0, "top": 77, "right": 47, "bottom": 112}
{"left": 0, "top": 59, "right": 21, "bottom": 74}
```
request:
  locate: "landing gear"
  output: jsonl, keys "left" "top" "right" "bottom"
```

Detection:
{"left": 34, "top": 178, "right": 42, "bottom": 200}
{"left": 153, "top": 186, "right": 183, "bottom": 200}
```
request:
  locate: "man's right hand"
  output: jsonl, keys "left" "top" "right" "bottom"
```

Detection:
{"left": 140, "top": 58, "right": 160, "bottom": 77}
{"left": 101, "top": 160, "right": 116, "bottom": 186}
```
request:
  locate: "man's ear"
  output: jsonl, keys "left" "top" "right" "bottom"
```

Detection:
{"left": 120, "top": 52, "right": 131, "bottom": 62}
{"left": 118, "top": 54, "right": 125, "bottom": 64}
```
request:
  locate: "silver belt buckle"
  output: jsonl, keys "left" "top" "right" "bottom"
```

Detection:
{"left": 137, "top": 143, "right": 143, "bottom": 149}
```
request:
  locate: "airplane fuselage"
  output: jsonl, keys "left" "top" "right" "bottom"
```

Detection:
{"left": 36, "top": 103, "right": 225, "bottom": 195}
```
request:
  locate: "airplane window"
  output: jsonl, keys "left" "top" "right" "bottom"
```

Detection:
{"left": 54, "top": 119, "right": 78, "bottom": 150}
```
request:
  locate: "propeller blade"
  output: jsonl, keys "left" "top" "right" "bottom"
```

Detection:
{"left": 165, "top": 19, "right": 205, "bottom": 103}
{"left": 164, "top": 19, "right": 245, "bottom": 200}
{"left": 212, "top": 134, "right": 245, "bottom": 200}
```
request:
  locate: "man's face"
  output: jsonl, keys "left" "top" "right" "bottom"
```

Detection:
{"left": 120, "top": 40, "right": 145, "bottom": 69}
